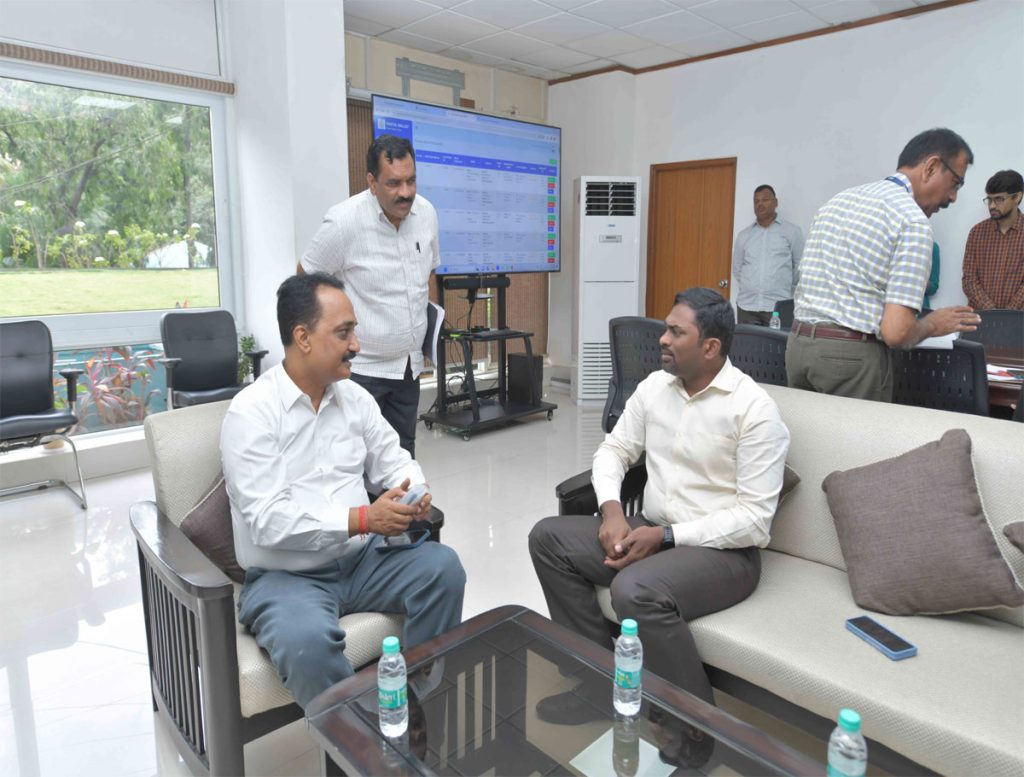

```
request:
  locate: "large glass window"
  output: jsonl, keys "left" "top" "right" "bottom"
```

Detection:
{"left": 1, "top": 74, "right": 221, "bottom": 314}
{"left": 1, "top": 65, "right": 236, "bottom": 434}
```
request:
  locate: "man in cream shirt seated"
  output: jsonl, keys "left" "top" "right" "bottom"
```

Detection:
{"left": 221, "top": 272, "right": 465, "bottom": 710}
{"left": 529, "top": 288, "right": 789, "bottom": 763}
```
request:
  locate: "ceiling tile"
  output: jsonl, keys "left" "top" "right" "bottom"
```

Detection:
{"left": 612, "top": 45, "right": 689, "bottom": 68}
{"left": 665, "top": 0, "right": 713, "bottom": 7}
{"left": 789, "top": 0, "right": 835, "bottom": 7}
{"left": 559, "top": 57, "right": 617, "bottom": 74}
{"left": 567, "top": 29, "right": 654, "bottom": 57}
{"left": 506, "top": 62, "right": 569, "bottom": 80}
{"left": 464, "top": 31, "right": 551, "bottom": 59}
{"left": 808, "top": 0, "right": 916, "bottom": 25}
{"left": 731, "top": 9, "right": 824, "bottom": 42}
{"left": 572, "top": 0, "right": 679, "bottom": 27}
{"left": 343, "top": 0, "right": 438, "bottom": 28}
{"left": 541, "top": 0, "right": 599, "bottom": 9}
{"left": 344, "top": 15, "right": 393, "bottom": 37}
{"left": 688, "top": 0, "right": 803, "bottom": 28}
{"left": 378, "top": 29, "right": 453, "bottom": 53}
{"left": 453, "top": 0, "right": 559, "bottom": 28}
{"left": 513, "top": 46, "right": 597, "bottom": 69}
{"left": 443, "top": 46, "right": 515, "bottom": 68}
{"left": 515, "top": 12, "right": 610, "bottom": 44}
{"left": 675, "top": 28, "right": 754, "bottom": 56}
{"left": 623, "top": 9, "right": 719, "bottom": 46}
{"left": 402, "top": 10, "right": 500, "bottom": 45}
{"left": 423, "top": 0, "right": 471, "bottom": 7}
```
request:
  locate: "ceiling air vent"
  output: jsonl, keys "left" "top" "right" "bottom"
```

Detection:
{"left": 585, "top": 181, "right": 637, "bottom": 217}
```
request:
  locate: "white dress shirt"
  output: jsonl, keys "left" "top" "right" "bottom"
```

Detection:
{"left": 220, "top": 365, "right": 424, "bottom": 572}
{"left": 301, "top": 189, "right": 440, "bottom": 380}
{"left": 732, "top": 217, "right": 805, "bottom": 312}
{"left": 592, "top": 360, "right": 790, "bottom": 549}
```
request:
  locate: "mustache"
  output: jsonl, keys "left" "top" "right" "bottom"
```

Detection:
{"left": 342, "top": 350, "right": 358, "bottom": 362}
{"left": 395, "top": 196, "right": 414, "bottom": 204}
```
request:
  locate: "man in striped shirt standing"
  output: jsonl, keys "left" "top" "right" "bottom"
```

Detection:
{"left": 787, "top": 129, "right": 981, "bottom": 402}
{"left": 300, "top": 135, "right": 439, "bottom": 456}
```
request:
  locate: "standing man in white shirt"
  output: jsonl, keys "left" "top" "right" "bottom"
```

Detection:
{"left": 221, "top": 272, "right": 465, "bottom": 710}
{"left": 732, "top": 185, "right": 804, "bottom": 325}
{"left": 299, "top": 135, "right": 439, "bottom": 456}
{"left": 529, "top": 288, "right": 789, "bottom": 762}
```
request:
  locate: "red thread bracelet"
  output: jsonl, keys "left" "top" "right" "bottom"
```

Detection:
{"left": 358, "top": 505, "right": 369, "bottom": 535}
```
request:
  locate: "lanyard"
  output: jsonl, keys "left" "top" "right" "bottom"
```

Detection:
{"left": 886, "top": 175, "right": 910, "bottom": 193}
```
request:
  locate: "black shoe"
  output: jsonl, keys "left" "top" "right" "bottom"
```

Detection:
{"left": 535, "top": 690, "right": 605, "bottom": 725}
{"left": 657, "top": 722, "right": 715, "bottom": 770}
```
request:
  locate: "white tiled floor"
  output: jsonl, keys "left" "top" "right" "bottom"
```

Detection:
{"left": 0, "top": 386, "right": 607, "bottom": 777}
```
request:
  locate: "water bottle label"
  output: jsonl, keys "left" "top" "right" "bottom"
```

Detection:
{"left": 614, "top": 667, "right": 641, "bottom": 689}
{"left": 378, "top": 683, "right": 407, "bottom": 710}
{"left": 827, "top": 765, "right": 865, "bottom": 777}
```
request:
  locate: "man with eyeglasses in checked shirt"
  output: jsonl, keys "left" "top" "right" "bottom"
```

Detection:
{"left": 787, "top": 128, "right": 981, "bottom": 402}
{"left": 962, "top": 170, "right": 1024, "bottom": 311}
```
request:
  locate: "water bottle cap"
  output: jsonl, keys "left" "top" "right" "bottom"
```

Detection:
{"left": 382, "top": 636, "right": 400, "bottom": 654}
{"left": 772, "top": 311, "right": 779, "bottom": 317}
{"left": 838, "top": 708, "right": 861, "bottom": 732}
{"left": 621, "top": 619, "right": 638, "bottom": 636}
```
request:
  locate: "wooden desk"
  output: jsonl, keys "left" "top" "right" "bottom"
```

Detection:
{"left": 987, "top": 349, "right": 1023, "bottom": 413}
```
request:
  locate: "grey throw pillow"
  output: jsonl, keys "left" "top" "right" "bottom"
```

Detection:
{"left": 179, "top": 475, "right": 245, "bottom": 584}
{"left": 822, "top": 429, "right": 1024, "bottom": 616}
{"left": 1004, "top": 522, "right": 1024, "bottom": 553}
{"left": 780, "top": 463, "right": 800, "bottom": 507}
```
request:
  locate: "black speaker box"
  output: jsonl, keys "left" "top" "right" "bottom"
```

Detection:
{"left": 508, "top": 353, "right": 542, "bottom": 405}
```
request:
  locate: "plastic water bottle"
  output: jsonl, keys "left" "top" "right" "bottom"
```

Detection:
{"left": 378, "top": 636, "right": 408, "bottom": 737}
{"left": 827, "top": 708, "right": 868, "bottom": 777}
{"left": 613, "top": 618, "right": 642, "bottom": 716}
{"left": 769, "top": 311, "right": 782, "bottom": 330}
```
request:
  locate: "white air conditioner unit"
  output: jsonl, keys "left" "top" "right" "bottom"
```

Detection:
{"left": 571, "top": 176, "right": 642, "bottom": 402}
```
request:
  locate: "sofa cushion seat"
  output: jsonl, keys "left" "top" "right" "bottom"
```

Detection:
{"left": 234, "top": 584, "right": 404, "bottom": 718}
{"left": 689, "top": 550, "right": 1024, "bottom": 777}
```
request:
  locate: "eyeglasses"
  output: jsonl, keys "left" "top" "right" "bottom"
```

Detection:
{"left": 983, "top": 194, "right": 1016, "bottom": 206}
{"left": 939, "top": 159, "right": 965, "bottom": 191}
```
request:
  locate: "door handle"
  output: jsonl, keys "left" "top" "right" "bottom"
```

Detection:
{"left": 718, "top": 279, "right": 729, "bottom": 288}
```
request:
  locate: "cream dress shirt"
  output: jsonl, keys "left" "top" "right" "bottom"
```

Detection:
{"left": 301, "top": 189, "right": 440, "bottom": 380}
{"left": 220, "top": 365, "right": 424, "bottom": 572}
{"left": 592, "top": 360, "right": 790, "bottom": 549}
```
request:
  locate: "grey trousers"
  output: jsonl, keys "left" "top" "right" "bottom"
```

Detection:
{"left": 785, "top": 329, "right": 893, "bottom": 402}
{"left": 238, "top": 537, "right": 466, "bottom": 709}
{"left": 528, "top": 514, "right": 761, "bottom": 705}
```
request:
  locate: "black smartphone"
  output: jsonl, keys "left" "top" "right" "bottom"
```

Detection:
{"left": 845, "top": 615, "right": 917, "bottom": 660}
{"left": 376, "top": 528, "right": 431, "bottom": 553}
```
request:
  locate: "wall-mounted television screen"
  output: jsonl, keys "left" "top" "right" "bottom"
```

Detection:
{"left": 372, "top": 95, "right": 561, "bottom": 276}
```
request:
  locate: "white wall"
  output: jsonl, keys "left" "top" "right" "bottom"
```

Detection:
{"left": 548, "top": 0, "right": 1024, "bottom": 372}
{"left": 0, "top": 0, "right": 222, "bottom": 76}
{"left": 221, "top": 0, "right": 348, "bottom": 365}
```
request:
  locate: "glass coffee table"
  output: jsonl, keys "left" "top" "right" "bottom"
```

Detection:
{"left": 306, "top": 606, "right": 821, "bottom": 776}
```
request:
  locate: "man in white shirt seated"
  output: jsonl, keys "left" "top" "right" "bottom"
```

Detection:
{"left": 221, "top": 272, "right": 465, "bottom": 709}
{"left": 529, "top": 288, "right": 789, "bottom": 757}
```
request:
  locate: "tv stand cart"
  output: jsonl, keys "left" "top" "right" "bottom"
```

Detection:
{"left": 420, "top": 274, "right": 556, "bottom": 441}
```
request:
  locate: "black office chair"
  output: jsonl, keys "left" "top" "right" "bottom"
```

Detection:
{"left": 602, "top": 316, "right": 665, "bottom": 433}
{"left": 959, "top": 309, "right": 1024, "bottom": 353}
{"left": 892, "top": 339, "right": 989, "bottom": 416}
{"left": 1013, "top": 385, "right": 1024, "bottom": 423}
{"left": 730, "top": 324, "right": 789, "bottom": 387}
{"left": 773, "top": 299, "right": 794, "bottom": 329}
{"left": 159, "top": 310, "right": 267, "bottom": 408}
{"left": 0, "top": 320, "right": 87, "bottom": 509}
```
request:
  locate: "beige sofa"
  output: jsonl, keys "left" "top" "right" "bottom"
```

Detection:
{"left": 590, "top": 385, "right": 1023, "bottom": 776}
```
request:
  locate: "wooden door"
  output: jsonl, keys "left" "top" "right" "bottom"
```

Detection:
{"left": 646, "top": 158, "right": 736, "bottom": 317}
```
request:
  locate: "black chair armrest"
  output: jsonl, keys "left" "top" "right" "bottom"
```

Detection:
{"left": 157, "top": 357, "right": 182, "bottom": 394}
{"left": 58, "top": 367, "right": 83, "bottom": 409}
{"left": 130, "top": 500, "right": 234, "bottom": 600}
{"left": 555, "top": 456, "right": 648, "bottom": 517}
{"left": 246, "top": 350, "right": 269, "bottom": 380}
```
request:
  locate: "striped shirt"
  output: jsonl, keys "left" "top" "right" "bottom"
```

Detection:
{"left": 301, "top": 189, "right": 440, "bottom": 379}
{"left": 794, "top": 173, "right": 932, "bottom": 335}
{"left": 961, "top": 211, "right": 1024, "bottom": 310}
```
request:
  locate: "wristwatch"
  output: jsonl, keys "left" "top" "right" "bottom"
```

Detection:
{"left": 661, "top": 525, "right": 675, "bottom": 551}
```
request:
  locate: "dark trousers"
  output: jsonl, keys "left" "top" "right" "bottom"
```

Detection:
{"left": 528, "top": 514, "right": 761, "bottom": 705}
{"left": 737, "top": 307, "right": 772, "bottom": 326}
{"left": 351, "top": 360, "right": 420, "bottom": 457}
